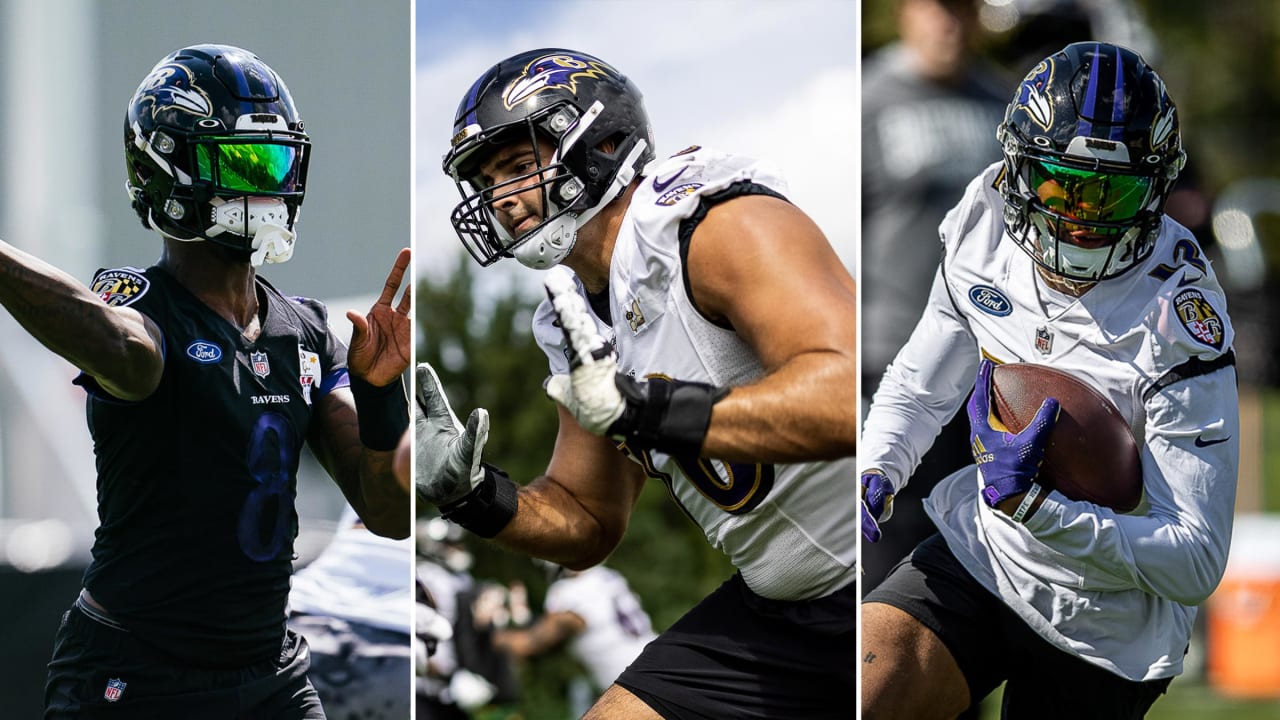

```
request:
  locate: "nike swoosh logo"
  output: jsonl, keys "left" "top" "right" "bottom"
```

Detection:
{"left": 651, "top": 166, "right": 688, "bottom": 193}
{"left": 1178, "top": 274, "right": 1203, "bottom": 287}
{"left": 1194, "top": 435, "right": 1230, "bottom": 448}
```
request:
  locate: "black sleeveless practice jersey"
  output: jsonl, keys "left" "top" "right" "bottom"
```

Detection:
{"left": 76, "top": 265, "right": 348, "bottom": 668}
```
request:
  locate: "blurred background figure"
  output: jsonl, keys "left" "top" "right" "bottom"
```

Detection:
{"left": 416, "top": 516, "right": 522, "bottom": 719}
{"left": 287, "top": 506, "right": 414, "bottom": 719}
{"left": 860, "top": 0, "right": 1010, "bottom": 592}
{"left": 978, "top": 0, "right": 1157, "bottom": 74}
{"left": 416, "top": 574, "right": 455, "bottom": 670}
{"left": 493, "top": 563, "right": 657, "bottom": 715}
{"left": 0, "top": 1, "right": 408, "bottom": 715}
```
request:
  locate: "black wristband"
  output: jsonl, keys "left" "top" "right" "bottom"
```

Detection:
{"left": 611, "top": 376, "right": 729, "bottom": 457}
{"left": 348, "top": 373, "right": 409, "bottom": 451}
{"left": 439, "top": 464, "right": 519, "bottom": 538}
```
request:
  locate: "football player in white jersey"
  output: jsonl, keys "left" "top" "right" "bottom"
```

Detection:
{"left": 416, "top": 48, "right": 857, "bottom": 719}
{"left": 493, "top": 564, "right": 657, "bottom": 695}
{"left": 859, "top": 42, "right": 1239, "bottom": 719}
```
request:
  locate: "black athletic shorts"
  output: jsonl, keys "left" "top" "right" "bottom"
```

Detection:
{"left": 45, "top": 596, "right": 324, "bottom": 719}
{"left": 865, "top": 533, "right": 1175, "bottom": 719}
{"left": 616, "top": 572, "right": 856, "bottom": 720}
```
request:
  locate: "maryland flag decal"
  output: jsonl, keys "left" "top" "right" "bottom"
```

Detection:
{"left": 1174, "top": 288, "right": 1224, "bottom": 350}
{"left": 91, "top": 268, "right": 150, "bottom": 307}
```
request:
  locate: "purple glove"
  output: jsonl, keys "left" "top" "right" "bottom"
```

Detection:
{"left": 967, "top": 359, "right": 1060, "bottom": 508}
{"left": 861, "top": 471, "right": 894, "bottom": 543}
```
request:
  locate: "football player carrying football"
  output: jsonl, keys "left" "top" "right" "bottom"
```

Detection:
{"left": 3, "top": 45, "right": 413, "bottom": 718}
{"left": 860, "top": 42, "right": 1239, "bottom": 718}
{"left": 417, "top": 49, "right": 858, "bottom": 719}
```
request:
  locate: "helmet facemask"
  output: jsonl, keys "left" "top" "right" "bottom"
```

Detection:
{"left": 447, "top": 100, "right": 647, "bottom": 269}
{"left": 1001, "top": 130, "right": 1167, "bottom": 282}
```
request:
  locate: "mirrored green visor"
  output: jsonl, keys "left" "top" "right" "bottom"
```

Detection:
{"left": 1029, "top": 159, "right": 1154, "bottom": 224}
{"left": 194, "top": 139, "right": 304, "bottom": 194}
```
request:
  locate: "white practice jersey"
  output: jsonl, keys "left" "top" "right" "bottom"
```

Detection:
{"left": 288, "top": 506, "right": 414, "bottom": 634}
{"left": 544, "top": 566, "right": 656, "bottom": 691}
{"left": 533, "top": 147, "right": 858, "bottom": 601}
{"left": 861, "top": 162, "right": 1239, "bottom": 681}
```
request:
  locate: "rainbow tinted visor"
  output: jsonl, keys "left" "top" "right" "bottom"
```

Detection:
{"left": 1029, "top": 159, "right": 1154, "bottom": 224}
{"left": 193, "top": 137, "right": 306, "bottom": 194}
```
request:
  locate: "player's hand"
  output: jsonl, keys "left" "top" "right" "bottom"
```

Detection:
{"left": 541, "top": 267, "right": 627, "bottom": 434}
{"left": 415, "top": 362, "right": 489, "bottom": 507}
{"left": 967, "top": 359, "right": 1059, "bottom": 509}
{"left": 861, "top": 470, "right": 894, "bottom": 543}
{"left": 347, "top": 247, "right": 412, "bottom": 387}
{"left": 542, "top": 267, "right": 726, "bottom": 457}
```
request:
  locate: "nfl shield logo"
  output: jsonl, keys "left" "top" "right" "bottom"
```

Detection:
{"left": 104, "top": 678, "right": 126, "bottom": 702}
{"left": 1035, "top": 326, "right": 1054, "bottom": 355}
{"left": 251, "top": 351, "right": 271, "bottom": 378}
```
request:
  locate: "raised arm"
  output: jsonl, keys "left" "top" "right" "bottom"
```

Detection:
{"left": 0, "top": 240, "right": 162, "bottom": 400}
{"left": 310, "top": 248, "right": 412, "bottom": 539}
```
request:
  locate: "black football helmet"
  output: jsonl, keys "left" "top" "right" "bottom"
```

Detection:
{"left": 443, "top": 48, "right": 655, "bottom": 269}
{"left": 997, "top": 42, "right": 1184, "bottom": 282}
{"left": 125, "top": 44, "right": 310, "bottom": 265}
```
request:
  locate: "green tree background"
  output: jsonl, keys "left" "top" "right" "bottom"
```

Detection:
{"left": 415, "top": 256, "right": 735, "bottom": 718}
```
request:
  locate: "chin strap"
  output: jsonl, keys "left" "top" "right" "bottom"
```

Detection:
{"left": 511, "top": 139, "right": 649, "bottom": 270}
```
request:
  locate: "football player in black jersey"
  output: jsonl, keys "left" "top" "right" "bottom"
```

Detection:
{"left": 0, "top": 45, "right": 410, "bottom": 718}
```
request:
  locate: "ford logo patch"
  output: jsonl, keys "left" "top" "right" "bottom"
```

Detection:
{"left": 186, "top": 340, "right": 223, "bottom": 364}
{"left": 968, "top": 285, "right": 1012, "bottom": 316}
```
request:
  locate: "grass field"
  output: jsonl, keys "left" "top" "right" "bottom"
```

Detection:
{"left": 978, "top": 679, "right": 1280, "bottom": 718}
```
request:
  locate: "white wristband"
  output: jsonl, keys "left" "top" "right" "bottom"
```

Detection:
{"left": 1012, "top": 483, "right": 1042, "bottom": 524}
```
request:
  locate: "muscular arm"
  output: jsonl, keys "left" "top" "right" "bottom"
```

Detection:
{"left": 495, "top": 404, "right": 646, "bottom": 570}
{"left": 309, "top": 387, "right": 411, "bottom": 539}
{"left": 493, "top": 610, "right": 587, "bottom": 658}
{"left": 0, "top": 241, "right": 162, "bottom": 400}
{"left": 685, "top": 195, "right": 857, "bottom": 462}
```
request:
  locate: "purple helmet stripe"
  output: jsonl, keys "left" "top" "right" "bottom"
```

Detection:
{"left": 1077, "top": 43, "right": 1102, "bottom": 136}
{"left": 1110, "top": 45, "right": 1126, "bottom": 140}
{"left": 462, "top": 74, "right": 485, "bottom": 127}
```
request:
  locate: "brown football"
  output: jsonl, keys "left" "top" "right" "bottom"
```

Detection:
{"left": 990, "top": 362, "right": 1143, "bottom": 512}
